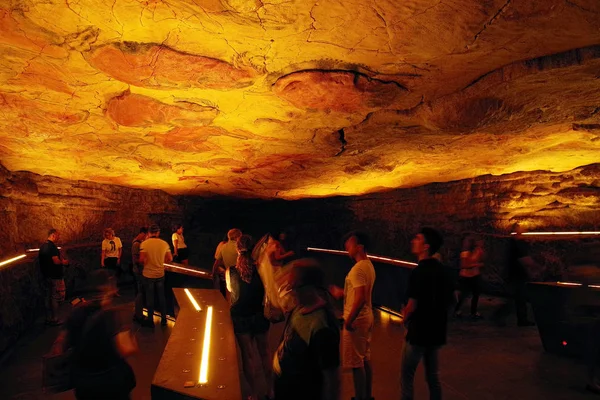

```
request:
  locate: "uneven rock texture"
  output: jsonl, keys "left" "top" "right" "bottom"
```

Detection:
{"left": 0, "top": 1, "right": 599, "bottom": 198}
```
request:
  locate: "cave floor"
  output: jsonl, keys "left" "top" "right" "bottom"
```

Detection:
{"left": 0, "top": 288, "right": 595, "bottom": 400}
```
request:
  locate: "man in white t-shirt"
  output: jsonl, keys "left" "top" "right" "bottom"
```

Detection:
{"left": 101, "top": 228, "right": 123, "bottom": 278}
{"left": 213, "top": 228, "right": 242, "bottom": 297}
{"left": 139, "top": 224, "right": 172, "bottom": 327}
{"left": 330, "top": 231, "right": 376, "bottom": 400}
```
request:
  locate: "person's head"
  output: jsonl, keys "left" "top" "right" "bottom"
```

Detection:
{"left": 103, "top": 228, "right": 115, "bottom": 240}
{"left": 149, "top": 224, "right": 160, "bottom": 237}
{"left": 137, "top": 227, "right": 148, "bottom": 240}
{"left": 278, "top": 230, "right": 288, "bottom": 243}
{"left": 86, "top": 269, "right": 117, "bottom": 305}
{"left": 343, "top": 231, "right": 370, "bottom": 259}
{"left": 411, "top": 227, "right": 443, "bottom": 258}
{"left": 512, "top": 223, "right": 524, "bottom": 236}
{"left": 48, "top": 228, "right": 59, "bottom": 242}
{"left": 228, "top": 228, "right": 242, "bottom": 242}
{"left": 281, "top": 259, "right": 325, "bottom": 312}
{"left": 461, "top": 234, "right": 476, "bottom": 252}
{"left": 235, "top": 235, "right": 254, "bottom": 283}
{"left": 173, "top": 224, "right": 183, "bottom": 235}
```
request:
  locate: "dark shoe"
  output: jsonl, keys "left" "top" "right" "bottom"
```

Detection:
{"left": 161, "top": 319, "right": 168, "bottom": 326}
{"left": 142, "top": 318, "right": 155, "bottom": 328}
{"left": 471, "top": 313, "right": 483, "bottom": 320}
{"left": 518, "top": 320, "right": 536, "bottom": 327}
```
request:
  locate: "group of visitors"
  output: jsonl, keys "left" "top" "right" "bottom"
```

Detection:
{"left": 37, "top": 221, "right": 548, "bottom": 400}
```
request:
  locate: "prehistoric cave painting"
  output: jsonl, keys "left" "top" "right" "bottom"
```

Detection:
{"left": 273, "top": 70, "right": 407, "bottom": 113}
{"left": 86, "top": 42, "right": 259, "bottom": 90}
{"left": 105, "top": 91, "right": 218, "bottom": 127}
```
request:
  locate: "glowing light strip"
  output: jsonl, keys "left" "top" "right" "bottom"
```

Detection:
{"left": 0, "top": 254, "right": 27, "bottom": 268}
{"left": 184, "top": 288, "right": 201, "bottom": 311}
{"left": 589, "top": 285, "right": 600, "bottom": 289}
{"left": 556, "top": 281, "right": 583, "bottom": 286}
{"left": 375, "top": 305, "right": 404, "bottom": 319}
{"left": 199, "top": 306, "right": 213, "bottom": 384}
{"left": 26, "top": 247, "right": 61, "bottom": 252}
{"left": 164, "top": 263, "right": 209, "bottom": 276}
{"left": 306, "top": 247, "right": 418, "bottom": 267}
{"left": 142, "top": 309, "right": 176, "bottom": 322}
{"left": 511, "top": 231, "right": 600, "bottom": 236}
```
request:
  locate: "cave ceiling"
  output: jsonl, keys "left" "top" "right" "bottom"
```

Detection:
{"left": 0, "top": 0, "right": 599, "bottom": 198}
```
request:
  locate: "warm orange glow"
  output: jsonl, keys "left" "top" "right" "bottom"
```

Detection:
{"left": 556, "top": 281, "right": 583, "bottom": 286}
{"left": 307, "top": 247, "right": 417, "bottom": 268}
{"left": 589, "top": 285, "right": 600, "bottom": 289}
{"left": 0, "top": 254, "right": 27, "bottom": 269}
{"left": 27, "top": 247, "right": 61, "bottom": 252}
{"left": 511, "top": 231, "right": 600, "bottom": 236}
{"left": 184, "top": 288, "right": 201, "bottom": 311}
{"left": 199, "top": 306, "right": 213, "bottom": 384}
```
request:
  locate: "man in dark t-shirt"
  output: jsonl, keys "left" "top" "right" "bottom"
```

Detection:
{"left": 401, "top": 227, "right": 453, "bottom": 400}
{"left": 273, "top": 262, "right": 340, "bottom": 400}
{"left": 39, "top": 229, "right": 69, "bottom": 325}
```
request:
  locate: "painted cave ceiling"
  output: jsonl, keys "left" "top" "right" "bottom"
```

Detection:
{"left": 0, "top": 0, "right": 599, "bottom": 198}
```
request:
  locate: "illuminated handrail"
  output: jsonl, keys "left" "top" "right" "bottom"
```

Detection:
{"left": 306, "top": 247, "right": 418, "bottom": 268}
{"left": 512, "top": 231, "right": 600, "bottom": 236}
{"left": 184, "top": 288, "right": 201, "bottom": 311}
{"left": 0, "top": 254, "right": 27, "bottom": 269}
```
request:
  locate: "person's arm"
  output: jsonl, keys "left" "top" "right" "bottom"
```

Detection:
{"left": 164, "top": 250, "right": 173, "bottom": 263}
{"left": 344, "top": 286, "right": 366, "bottom": 331}
{"left": 173, "top": 238, "right": 179, "bottom": 257}
{"left": 117, "top": 246, "right": 122, "bottom": 265}
{"left": 403, "top": 298, "right": 417, "bottom": 323}
{"left": 101, "top": 249, "right": 106, "bottom": 267}
{"left": 328, "top": 285, "right": 344, "bottom": 300}
{"left": 139, "top": 251, "right": 147, "bottom": 264}
{"left": 115, "top": 330, "right": 138, "bottom": 357}
{"left": 52, "top": 255, "right": 68, "bottom": 265}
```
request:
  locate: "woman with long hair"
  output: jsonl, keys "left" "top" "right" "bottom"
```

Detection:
{"left": 454, "top": 235, "right": 485, "bottom": 319}
{"left": 227, "top": 235, "right": 271, "bottom": 400}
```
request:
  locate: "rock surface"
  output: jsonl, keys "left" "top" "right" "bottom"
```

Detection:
{"left": 0, "top": 1, "right": 599, "bottom": 198}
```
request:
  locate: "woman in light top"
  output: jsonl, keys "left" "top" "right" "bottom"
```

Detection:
{"left": 101, "top": 228, "right": 123, "bottom": 278}
{"left": 454, "top": 235, "right": 485, "bottom": 319}
{"left": 171, "top": 224, "right": 188, "bottom": 265}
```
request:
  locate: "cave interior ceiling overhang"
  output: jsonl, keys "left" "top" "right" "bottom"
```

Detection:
{"left": 0, "top": 0, "right": 599, "bottom": 199}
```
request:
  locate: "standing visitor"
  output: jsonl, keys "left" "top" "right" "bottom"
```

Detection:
{"left": 226, "top": 235, "right": 271, "bottom": 400}
{"left": 401, "top": 227, "right": 454, "bottom": 400}
{"left": 330, "top": 231, "right": 375, "bottom": 400}
{"left": 101, "top": 228, "right": 123, "bottom": 279}
{"left": 131, "top": 227, "right": 148, "bottom": 324}
{"left": 171, "top": 224, "right": 189, "bottom": 265}
{"left": 454, "top": 235, "right": 485, "bottom": 319}
{"left": 63, "top": 269, "right": 137, "bottom": 400}
{"left": 39, "top": 228, "right": 69, "bottom": 326}
{"left": 139, "top": 224, "right": 172, "bottom": 327}
{"left": 213, "top": 228, "right": 242, "bottom": 297}
{"left": 493, "top": 224, "right": 537, "bottom": 326}
{"left": 273, "top": 261, "right": 340, "bottom": 400}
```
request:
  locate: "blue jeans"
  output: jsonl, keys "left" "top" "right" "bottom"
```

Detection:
{"left": 143, "top": 276, "right": 166, "bottom": 321}
{"left": 400, "top": 342, "right": 441, "bottom": 400}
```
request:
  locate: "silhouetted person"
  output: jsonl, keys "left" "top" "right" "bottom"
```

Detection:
{"left": 493, "top": 224, "right": 536, "bottom": 326}
{"left": 62, "top": 269, "right": 137, "bottom": 400}
{"left": 131, "top": 227, "right": 147, "bottom": 324}
{"left": 273, "top": 260, "right": 340, "bottom": 400}
{"left": 330, "top": 231, "right": 375, "bottom": 400}
{"left": 454, "top": 235, "right": 485, "bottom": 319}
{"left": 39, "top": 228, "right": 69, "bottom": 325}
{"left": 171, "top": 224, "right": 189, "bottom": 265}
{"left": 226, "top": 234, "right": 271, "bottom": 399}
{"left": 213, "top": 228, "right": 242, "bottom": 297}
{"left": 401, "top": 227, "right": 453, "bottom": 400}
{"left": 139, "top": 224, "right": 172, "bottom": 327}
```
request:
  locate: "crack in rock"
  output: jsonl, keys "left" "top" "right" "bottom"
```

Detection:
{"left": 468, "top": 0, "right": 512, "bottom": 48}
{"left": 334, "top": 128, "right": 347, "bottom": 157}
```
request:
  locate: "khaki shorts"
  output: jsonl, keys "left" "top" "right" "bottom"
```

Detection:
{"left": 342, "top": 314, "right": 373, "bottom": 368}
{"left": 46, "top": 279, "right": 66, "bottom": 302}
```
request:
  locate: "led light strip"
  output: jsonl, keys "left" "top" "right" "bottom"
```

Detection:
{"left": 0, "top": 254, "right": 27, "bottom": 269}
{"left": 26, "top": 247, "right": 61, "bottom": 252}
{"left": 556, "top": 281, "right": 583, "bottom": 286}
{"left": 199, "top": 306, "right": 213, "bottom": 384}
{"left": 511, "top": 231, "right": 600, "bottom": 236}
{"left": 164, "top": 263, "right": 209, "bottom": 276}
{"left": 375, "top": 305, "right": 404, "bottom": 319}
{"left": 306, "top": 247, "right": 418, "bottom": 267}
{"left": 184, "top": 288, "right": 201, "bottom": 311}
